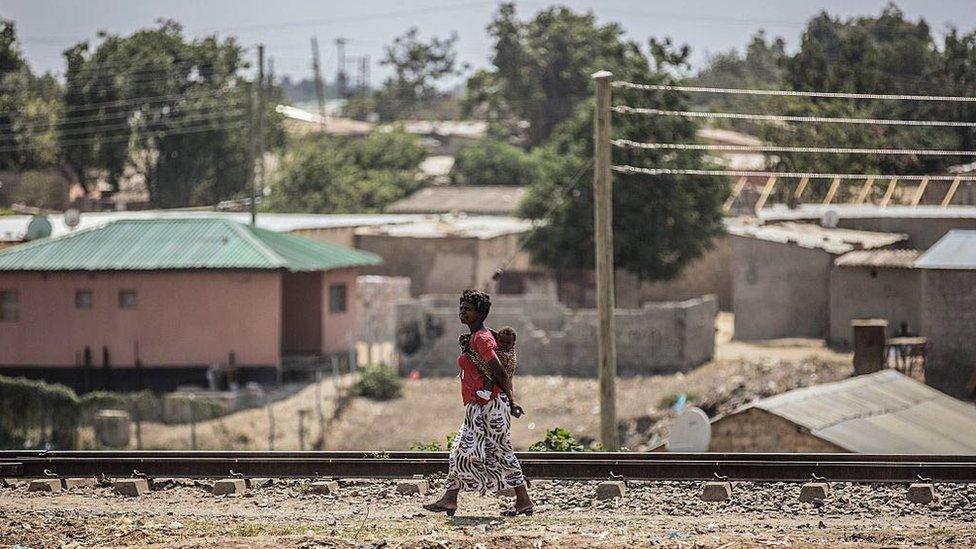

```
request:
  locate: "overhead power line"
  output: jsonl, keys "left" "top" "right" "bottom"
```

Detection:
{"left": 612, "top": 81, "right": 976, "bottom": 103}
{"left": 612, "top": 106, "right": 976, "bottom": 128}
{"left": 0, "top": 109, "right": 248, "bottom": 142}
{"left": 611, "top": 166, "right": 976, "bottom": 181}
{"left": 0, "top": 119, "right": 249, "bottom": 153}
{"left": 611, "top": 140, "right": 976, "bottom": 157}
{"left": 0, "top": 88, "right": 237, "bottom": 116}
{"left": 0, "top": 100, "right": 245, "bottom": 132}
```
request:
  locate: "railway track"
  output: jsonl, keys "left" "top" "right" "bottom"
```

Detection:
{"left": 3, "top": 451, "right": 975, "bottom": 483}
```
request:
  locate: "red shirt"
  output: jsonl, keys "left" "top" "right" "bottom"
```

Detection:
{"left": 458, "top": 329, "right": 502, "bottom": 405}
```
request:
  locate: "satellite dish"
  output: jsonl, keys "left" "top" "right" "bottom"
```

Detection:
{"left": 25, "top": 215, "right": 52, "bottom": 241}
{"left": 821, "top": 209, "right": 839, "bottom": 228}
{"left": 64, "top": 209, "right": 81, "bottom": 229}
{"left": 666, "top": 406, "right": 711, "bottom": 452}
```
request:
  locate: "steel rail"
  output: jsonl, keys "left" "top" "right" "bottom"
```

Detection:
{"left": 4, "top": 453, "right": 976, "bottom": 483}
{"left": 3, "top": 450, "right": 976, "bottom": 463}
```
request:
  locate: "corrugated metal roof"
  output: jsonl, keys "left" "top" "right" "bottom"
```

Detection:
{"left": 387, "top": 186, "right": 527, "bottom": 216}
{"left": 914, "top": 230, "right": 976, "bottom": 269}
{"left": 745, "top": 370, "right": 976, "bottom": 453}
{"left": 726, "top": 221, "right": 907, "bottom": 254}
{"left": 0, "top": 211, "right": 427, "bottom": 242}
{"left": 0, "top": 218, "right": 381, "bottom": 272}
{"left": 759, "top": 204, "right": 976, "bottom": 221}
{"left": 835, "top": 249, "right": 921, "bottom": 269}
{"left": 355, "top": 215, "right": 534, "bottom": 240}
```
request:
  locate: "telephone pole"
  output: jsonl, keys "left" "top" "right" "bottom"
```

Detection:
{"left": 311, "top": 37, "right": 327, "bottom": 119}
{"left": 335, "top": 38, "right": 348, "bottom": 99}
{"left": 592, "top": 70, "right": 618, "bottom": 451}
{"left": 256, "top": 44, "right": 267, "bottom": 224}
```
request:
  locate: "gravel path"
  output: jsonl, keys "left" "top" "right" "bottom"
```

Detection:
{"left": 2, "top": 476, "right": 973, "bottom": 548}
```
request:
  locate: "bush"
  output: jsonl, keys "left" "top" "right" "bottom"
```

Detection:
{"left": 528, "top": 427, "right": 586, "bottom": 452}
{"left": 355, "top": 364, "right": 402, "bottom": 401}
{"left": 409, "top": 432, "right": 458, "bottom": 451}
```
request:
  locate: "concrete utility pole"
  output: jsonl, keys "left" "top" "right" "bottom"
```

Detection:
{"left": 592, "top": 71, "right": 618, "bottom": 451}
{"left": 311, "top": 37, "right": 327, "bottom": 119}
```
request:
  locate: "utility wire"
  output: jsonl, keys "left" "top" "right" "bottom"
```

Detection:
{"left": 611, "top": 140, "right": 976, "bottom": 157}
{"left": 612, "top": 106, "right": 976, "bottom": 128}
{"left": 612, "top": 81, "right": 976, "bottom": 103}
{"left": 0, "top": 101, "right": 246, "bottom": 132}
{"left": 0, "top": 109, "right": 248, "bottom": 142}
{"left": 612, "top": 166, "right": 976, "bottom": 181}
{"left": 0, "top": 119, "right": 249, "bottom": 153}
{"left": 0, "top": 89, "right": 238, "bottom": 116}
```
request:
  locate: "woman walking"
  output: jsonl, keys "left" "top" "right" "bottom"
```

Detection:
{"left": 423, "top": 289, "right": 534, "bottom": 517}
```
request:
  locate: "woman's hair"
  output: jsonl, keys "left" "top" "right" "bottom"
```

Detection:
{"left": 460, "top": 288, "right": 491, "bottom": 320}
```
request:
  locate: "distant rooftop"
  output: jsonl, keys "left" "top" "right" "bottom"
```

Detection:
{"left": 737, "top": 370, "right": 976, "bottom": 454}
{"left": 759, "top": 204, "right": 976, "bottom": 222}
{"left": 387, "top": 186, "right": 527, "bottom": 216}
{"left": 727, "top": 221, "right": 907, "bottom": 254}
{"left": 355, "top": 215, "right": 534, "bottom": 240}
{"left": 915, "top": 230, "right": 976, "bottom": 269}
{"left": 835, "top": 249, "right": 921, "bottom": 269}
{"left": 0, "top": 211, "right": 426, "bottom": 242}
{"left": 0, "top": 218, "right": 381, "bottom": 272}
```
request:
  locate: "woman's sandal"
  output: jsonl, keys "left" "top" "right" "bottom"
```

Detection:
{"left": 501, "top": 505, "right": 534, "bottom": 517}
{"left": 422, "top": 502, "right": 457, "bottom": 517}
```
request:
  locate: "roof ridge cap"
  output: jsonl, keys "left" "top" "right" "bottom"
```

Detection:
{"left": 226, "top": 220, "right": 288, "bottom": 268}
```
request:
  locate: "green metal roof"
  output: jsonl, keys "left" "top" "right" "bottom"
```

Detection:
{"left": 0, "top": 218, "right": 381, "bottom": 272}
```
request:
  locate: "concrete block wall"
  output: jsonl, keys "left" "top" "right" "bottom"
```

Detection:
{"left": 709, "top": 407, "right": 845, "bottom": 452}
{"left": 828, "top": 267, "right": 922, "bottom": 349}
{"left": 395, "top": 294, "right": 718, "bottom": 377}
{"left": 921, "top": 270, "right": 976, "bottom": 399}
{"left": 731, "top": 236, "right": 835, "bottom": 340}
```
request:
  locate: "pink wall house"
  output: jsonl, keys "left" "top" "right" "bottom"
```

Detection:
{"left": 0, "top": 219, "right": 380, "bottom": 391}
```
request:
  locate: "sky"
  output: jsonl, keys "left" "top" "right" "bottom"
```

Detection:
{"left": 5, "top": 0, "right": 976, "bottom": 87}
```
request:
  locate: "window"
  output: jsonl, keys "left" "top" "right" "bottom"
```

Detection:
{"left": 329, "top": 284, "right": 347, "bottom": 313}
{"left": 0, "top": 290, "right": 17, "bottom": 322}
{"left": 118, "top": 290, "right": 137, "bottom": 309}
{"left": 75, "top": 289, "right": 93, "bottom": 309}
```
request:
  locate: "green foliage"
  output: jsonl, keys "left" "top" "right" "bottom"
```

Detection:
{"left": 60, "top": 20, "right": 283, "bottom": 207}
{"left": 355, "top": 364, "right": 403, "bottom": 401}
{"left": 264, "top": 131, "right": 426, "bottom": 213}
{"left": 465, "top": 3, "right": 657, "bottom": 146}
{"left": 519, "top": 40, "right": 727, "bottom": 281}
{"left": 528, "top": 427, "right": 586, "bottom": 452}
{"left": 0, "top": 375, "right": 80, "bottom": 448}
{"left": 0, "top": 20, "right": 61, "bottom": 171}
{"left": 410, "top": 432, "right": 458, "bottom": 451}
{"left": 449, "top": 138, "right": 541, "bottom": 186}
{"left": 374, "top": 27, "right": 462, "bottom": 121}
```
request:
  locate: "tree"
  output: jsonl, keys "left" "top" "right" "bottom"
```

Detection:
{"left": 520, "top": 37, "right": 727, "bottom": 281}
{"left": 0, "top": 20, "right": 61, "bottom": 171}
{"left": 465, "top": 3, "right": 655, "bottom": 147}
{"left": 766, "top": 6, "right": 973, "bottom": 179}
{"left": 60, "top": 21, "right": 283, "bottom": 207}
{"left": 449, "top": 138, "right": 540, "bottom": 186}
{"left": 374, "top": 28, "right": 462, "bottom": 121}
{"left": 264, "top": 131, "right": 426, "bottom": 213}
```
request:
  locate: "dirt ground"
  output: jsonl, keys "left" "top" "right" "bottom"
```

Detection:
{"left": 130, "top": 312, "right": 852, "bottom": 452}
{"left": 1, "top": 478, "right": 973, "bottom": 548}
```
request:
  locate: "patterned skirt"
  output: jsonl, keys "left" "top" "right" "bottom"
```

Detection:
{"left": 445, "top": 394, "right": 526, "bottom": 493}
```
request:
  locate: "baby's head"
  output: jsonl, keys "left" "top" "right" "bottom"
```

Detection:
{"left": 496, "top": 326, "right": 517, "bottom": 352}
